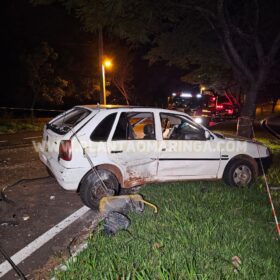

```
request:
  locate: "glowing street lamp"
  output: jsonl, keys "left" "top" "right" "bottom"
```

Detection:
{"left": 102, "top": 58, "right": 112, "bottom": 105}
{"left": 104, "top": 59, "right": 112, "bottom": 68}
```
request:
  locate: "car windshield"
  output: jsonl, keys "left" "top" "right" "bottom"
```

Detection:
{"left": 47, "top": 107, "right": 91, "bottom": 135}
{"left": 218, "top": 95, "right": 231, "bottom": 104}
{"left": 172, "top": 95, "right": 210, "bottom": 109}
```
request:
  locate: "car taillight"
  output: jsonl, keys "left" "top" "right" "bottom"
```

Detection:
{"left": 216, "top": 104, "right": 224, "bottom": 109}
{"left": 59, "top": 140, "right": 72, "bottom": 161}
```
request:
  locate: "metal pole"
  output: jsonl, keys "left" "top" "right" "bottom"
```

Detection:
{"left": 98, "top": 25, "right": 105, "bottom": 104}
{"left": 102, "top": 64, "right": 107, "bottom": 105}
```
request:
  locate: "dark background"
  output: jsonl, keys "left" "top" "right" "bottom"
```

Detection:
{"left": 1, "top": 0, "right": 186, "bottom": 111}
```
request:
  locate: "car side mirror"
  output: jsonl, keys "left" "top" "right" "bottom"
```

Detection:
{"left": 204, "top": 130, "right": 211, "bottom": 140}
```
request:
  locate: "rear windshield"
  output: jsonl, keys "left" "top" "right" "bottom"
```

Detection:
{"left": 47, "top": 107, "right": 91, "bottom": 135}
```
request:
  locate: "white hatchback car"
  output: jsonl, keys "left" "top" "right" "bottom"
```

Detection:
{"left": 39, "top": 105, "right": 271, "bottom": 209}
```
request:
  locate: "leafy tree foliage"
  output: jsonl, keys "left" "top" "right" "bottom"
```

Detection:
{"left": 21, "top": 42, "right": 69, "bottom": 108}
{"left": 32, "top": 0, "right": 280, "bottom": 137}
{"left": 111, "top": 48, "right": 134, "bottom": 105}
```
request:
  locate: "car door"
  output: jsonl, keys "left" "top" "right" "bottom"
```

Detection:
{"left": 107, "top": 111, "right": 158, "bottom": 187}
{"left": 157, "top": 113, "right": 221, "bottom": 178}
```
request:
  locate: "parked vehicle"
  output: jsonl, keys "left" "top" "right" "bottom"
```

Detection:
{"left": 39, "top": 105, "right": 271, "bottom": 209}
{"left": 168, "top": 90, "right": 240, "bottom": 126}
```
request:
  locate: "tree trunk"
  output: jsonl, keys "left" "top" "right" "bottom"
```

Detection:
{"left": 31, "top": 89, "right": 39, "bottom": 123}
{"left": 123, "top": 92, "right": 130, "bottom": 105}
{"left": 272, "top": 98, "right": 278, "bottom": 113}
{"left": 237, "top": 85, "right": 258, "bottom": 138}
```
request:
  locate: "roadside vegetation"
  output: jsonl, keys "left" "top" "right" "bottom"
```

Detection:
{"left": 54, "top": 135, "right": 280, "bottom": 279}
{"left": 0, "top": 118, "right": 48, "bottom": 134}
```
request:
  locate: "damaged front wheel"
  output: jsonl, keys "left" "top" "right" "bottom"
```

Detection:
{"left": 79, "top": 169, "right": 119, "bottom": 210}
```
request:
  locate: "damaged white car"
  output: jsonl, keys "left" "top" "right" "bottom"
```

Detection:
{"left": 39, "top": 105, "right": 271, "bottom": 209}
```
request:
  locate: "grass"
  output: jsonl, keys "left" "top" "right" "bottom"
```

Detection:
{"left": 0, "top": 118, "right": 48, "bottom": 134}
{"left": 54, "top": 136, "right": 280, "bottom": 279}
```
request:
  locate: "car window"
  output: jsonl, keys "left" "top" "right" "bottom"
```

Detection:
{"left": 112, "top": 112, "right": 155, "bottom": 140}
{"left": 218, "top": 95, "right": 231, "bottom": 104}
{"left": 90, "top": 113, "right": 117, "bottom": 142}
{"left": 48, "top": 107, "right": 91, "bottom": 135}
{"left": 160, "top": 113, "right": 205, "bottom": 140}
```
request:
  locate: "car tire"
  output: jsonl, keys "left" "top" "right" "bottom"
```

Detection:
{"left": 223, "top": 159, "right": 256, "bottom": 187}
{"left": 79, "top": 169, "right": 119, "bottom": 210}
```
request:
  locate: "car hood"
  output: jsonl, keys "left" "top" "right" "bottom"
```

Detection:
{"left": 215, "top": 134, "right": 269, "bottom": 158}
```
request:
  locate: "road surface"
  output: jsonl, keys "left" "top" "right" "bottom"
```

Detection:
{"left": 0, "top": 143, "right": 98, "bottom": 279}
{"left": 0, "top": 132, "right": 42, "bottom": 150}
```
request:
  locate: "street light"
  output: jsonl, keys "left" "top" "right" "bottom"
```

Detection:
{"left": 102, "top": 58, "right": 112, "bottom": 105}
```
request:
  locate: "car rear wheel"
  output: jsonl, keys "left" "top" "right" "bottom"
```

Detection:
{"left": 223, "top": 159, "right": 256, "bottom": 187}
{"left": 79, "top": 169, "right": 119, "bottom": 210}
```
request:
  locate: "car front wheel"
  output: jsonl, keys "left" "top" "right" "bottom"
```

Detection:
{"left": 223, "top": 159, "right": 256, "bottom": 187}
{"left": 79, "top": 169, "right": 119, "bottom": 210}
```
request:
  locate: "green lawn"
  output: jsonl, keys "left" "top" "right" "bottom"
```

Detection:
{"left": 54, "top": 137, "right": 280, "bottom": 280}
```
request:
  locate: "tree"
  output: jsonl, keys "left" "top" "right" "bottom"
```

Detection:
{"left": 32, "top": 0, "right": 280, "bottom": 138}
{"left": 110, "top": 48, "right": 134, "bottom": 105}
{"left": 21, "top": 42, "right": 69, "bottom": 111}
{"left": 181, "top": 0, "right": 280, "bottom": 137}
{"left": 145, "top": 0, "right": 280, "bottom": 137}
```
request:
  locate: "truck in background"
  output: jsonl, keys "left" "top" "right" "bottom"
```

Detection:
{"left": 167, "top": 88, "right": 240, "bottom": 126}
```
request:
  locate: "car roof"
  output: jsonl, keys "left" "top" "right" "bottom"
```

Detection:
{"left": 77, "top": 104, "right": 185, "bottom": 115}
{"left": 81, "top": 104, "right": 139, "bottom": 109}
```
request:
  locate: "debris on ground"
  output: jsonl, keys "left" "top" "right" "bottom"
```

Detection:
{"left": 50, "top": 195, "right": 55, "bottom": 200}
{"left": 103, "top": 212, "right": 130, "bottom": 236}
{"left": 231, "top": 255, "right": 242, "bottom": 273}
{"left": 99, "top": 194, "right": 158, "bottom": 236}
{"left": 0, "top": 220, "right": 18, "bottom": 227}
{"left": 99, "top": 194, "right": 157, "bottom": 216}
{"left": 22, "top": 214, "right": 30, "bottom": 221}
{"left": 152, "top": 242, "right": 163, "bottom": 250}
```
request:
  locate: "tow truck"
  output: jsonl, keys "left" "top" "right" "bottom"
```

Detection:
{"left": 167, "top": 89, "right": 240, "bottom": 126}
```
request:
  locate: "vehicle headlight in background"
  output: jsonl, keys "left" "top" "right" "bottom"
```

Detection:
{"left": 194, "top": 117, "right": 203, "bottom": 124}
{"left": 181, "top": 93, "right": 192, "bottom": 98}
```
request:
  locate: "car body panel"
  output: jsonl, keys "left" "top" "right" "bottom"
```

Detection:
{"left": 38, "top": 106, "right": 271, "bottom": 191}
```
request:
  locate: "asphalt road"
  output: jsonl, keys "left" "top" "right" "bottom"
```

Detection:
{"left": 0, "top": 132, "right": 42, "bottom": 150}
{"left": 0, "top": 145, "right": 99, "bottom": 279}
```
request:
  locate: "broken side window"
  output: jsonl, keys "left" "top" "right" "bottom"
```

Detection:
{"left": 112, "top": 112, "right": 155, "bottom": 140}
{"left": 90, "top": 113, "right": 117, "bottom": 142}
